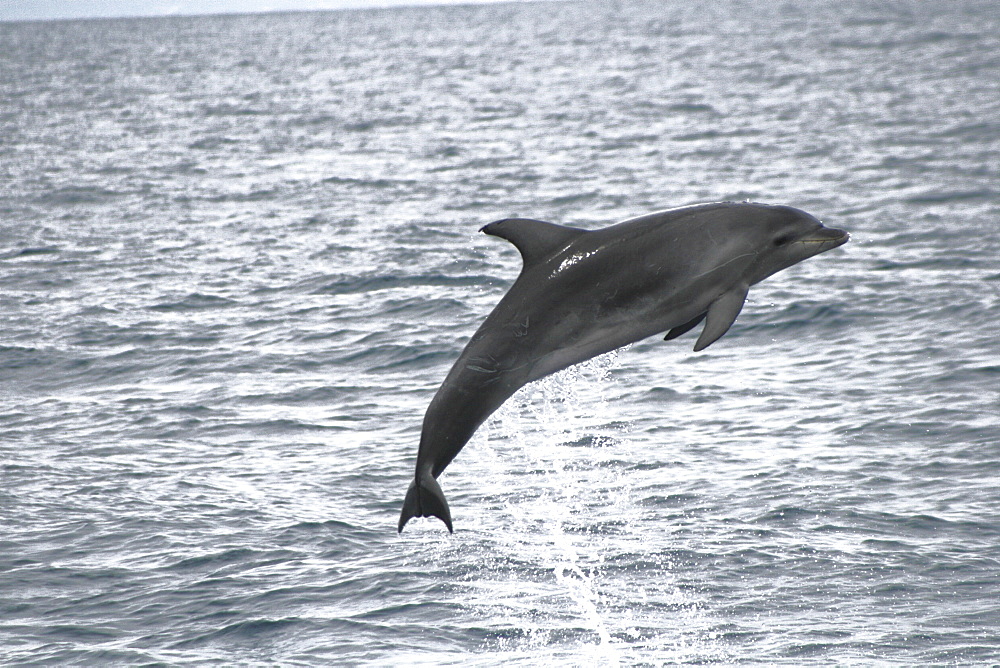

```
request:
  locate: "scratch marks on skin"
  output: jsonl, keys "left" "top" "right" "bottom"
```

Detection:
{"left": 465, "top": 351, "right": 499, "bottom": 374}
{"left": 466, "top": 354, "right": 530, "bottom": 384}
{"left": 512, "top": 316, "right": 529, "bottom": 337}
{"left": 550, "top": 250, "right": 598, "bottom": 278}
{"left": 691, "top": 251, "right": 758, "bottom": 279}
{"left": 464, "top": 361, "right": 503, "bottom": 385}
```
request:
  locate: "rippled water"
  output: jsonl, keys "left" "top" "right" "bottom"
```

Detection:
{"left": 2, "top": 1, "right": 999, "bottom": 664}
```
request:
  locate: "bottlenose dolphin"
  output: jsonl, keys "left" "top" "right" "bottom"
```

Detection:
{"left": 398, "top": 202, "right": 848, "bottom": 533}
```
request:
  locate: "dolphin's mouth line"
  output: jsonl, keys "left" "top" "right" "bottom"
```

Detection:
{"left": 796, "top": 231, "right": 850, "bottom": 245}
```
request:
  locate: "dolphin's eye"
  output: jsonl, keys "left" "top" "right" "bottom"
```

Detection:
{"left": 773, "top": 234, "right": 795, "bottom": 247}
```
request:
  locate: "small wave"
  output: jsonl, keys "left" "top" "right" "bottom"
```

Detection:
{"left": 200, "top": 103, "right": 265, "bottom": 116}
{"left": 672, "top": 128, "right": 761, "bottom": 142}
{"left": 188, "top": 135, "right": 239, "bottom": 150}
{"left": 381, "top": 296, "right": 468, "bottom": 318}
{"left": 640, "top": 492, "right": 700, "bottom": 506}
{"left": 243, "top": 418, "right": 346, "bottom": 434}
{"left": 321, "top": 175, "right": 420, "bottom": 190}
{"left": 148, "top": 293, "right": 238, "bottom": 311}
{"left": 204, "top": 187, "right": 281, "bottom": 203}
{"left": 904, "top": 189, "right": 996, "bottom": 205}
{"left": 871, "top": 256, "right": 983, "bottom": 271}
{"left": 276, "top": 519, "right": 357, "bottom": 538}
{"left": 368, "top": 350, "right": 454, "bottom": 373}
{"left": 861, "top": 538, "right": 914, "bottom": 550}
{"left": 0, "top": 345, "right": 45, "bottom": 370}
{"left": 664, "top": 102, "right": 718, "bottom": 114}
{"left": 910, "top": 30, "right": 979, "bottom": 44}
{"left": 830, "top": 32, "right": 968, "bottom": 51}
{"left": 646, "top": 386, "right": 683, "bottom": 399}
{"left": 1, "top": 246, "right": 60, "bottom": 259}
{"left": 743, "top": 302, "right": 851, "bottom": 333}
{"left": 287, "top": 113, "right": 339, "bottom": 126}
{"left": 167, "top": 548, "right": 258, "bottom": 572}
{"left": 170, "top": 617, "right": 305, "bottom": 648}
{"left": 42, "top": 624, "right": 117, "bottom": 641}
{"left": 935, "top": 120, "right": 1000, "bottom": 140}
{"left": 342, "top": 116, "right": 414, "bottom": 132}
{"left": 238, "top": 385, "right": 361, "bottom": 406}
{"left": 309, "top": 273, "right": 492, "bottom": 295}
{"left": 841, "top": 17, "right": 890, "bottom": 28}
{"left": 36, "top": 186, "right": 126, "bottom": 205}
{"left": 472, "top": 102, "right": 525, "bottom": 121}
{"left": 549, "top": 191, "right": 601, "bottom": 206}
{"left": 337, "top": 342, "right": 453, "bottom": 371}
{"left": 754, "top": 506, "right": 819, "bottom": 524}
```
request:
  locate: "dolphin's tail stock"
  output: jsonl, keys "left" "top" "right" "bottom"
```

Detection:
{"left": 398, "top": 468, "right": 453, "bottom": 533}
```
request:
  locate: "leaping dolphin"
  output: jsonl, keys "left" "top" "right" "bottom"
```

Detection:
{"left": 398, "top": 202, "right": 848, "bottom": 533}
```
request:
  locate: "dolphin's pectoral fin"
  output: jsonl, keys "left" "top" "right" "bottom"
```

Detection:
{"left": 664, "top": 313, "right": 706, "bottom": 341}
{"left": 693, "top": 284, "right": 749, "bottom": 352}
{"left": 480, "top": 218, "right": 588, "bottom": 268}
{"left": 398, "top": 469, "right": 453, "bottom": 534}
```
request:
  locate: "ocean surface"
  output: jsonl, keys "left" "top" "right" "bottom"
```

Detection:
{"left": 2, "top": 0, "right": 999, "bottom": 664}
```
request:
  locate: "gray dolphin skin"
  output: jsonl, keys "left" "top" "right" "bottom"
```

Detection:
{"left": 398, "top": 202, "right": 848, "bottom": 533}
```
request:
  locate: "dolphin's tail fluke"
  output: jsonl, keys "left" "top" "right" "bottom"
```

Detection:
{"left": 398, "top": 469, "right": 453, "bottom": 534}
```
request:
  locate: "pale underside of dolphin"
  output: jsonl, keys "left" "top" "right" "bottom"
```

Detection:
{"left": 398, "top": 202, "right": 849, "bottom": 533}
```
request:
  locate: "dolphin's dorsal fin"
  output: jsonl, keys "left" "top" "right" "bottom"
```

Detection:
{"left": 480, "top": 218, "right": 588, "bottom": 268}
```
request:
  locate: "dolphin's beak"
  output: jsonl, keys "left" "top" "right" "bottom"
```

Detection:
{"left": 797, "top": 227, "right": 849, "bottom": 251}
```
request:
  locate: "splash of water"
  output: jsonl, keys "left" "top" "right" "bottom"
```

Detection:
{"left": 449, "top": 350, "right": 728, "bottom": 664}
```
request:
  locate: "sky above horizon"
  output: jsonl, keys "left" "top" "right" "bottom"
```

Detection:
{"left": 0, "top": 0, "right": 514, "bottom": 22}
